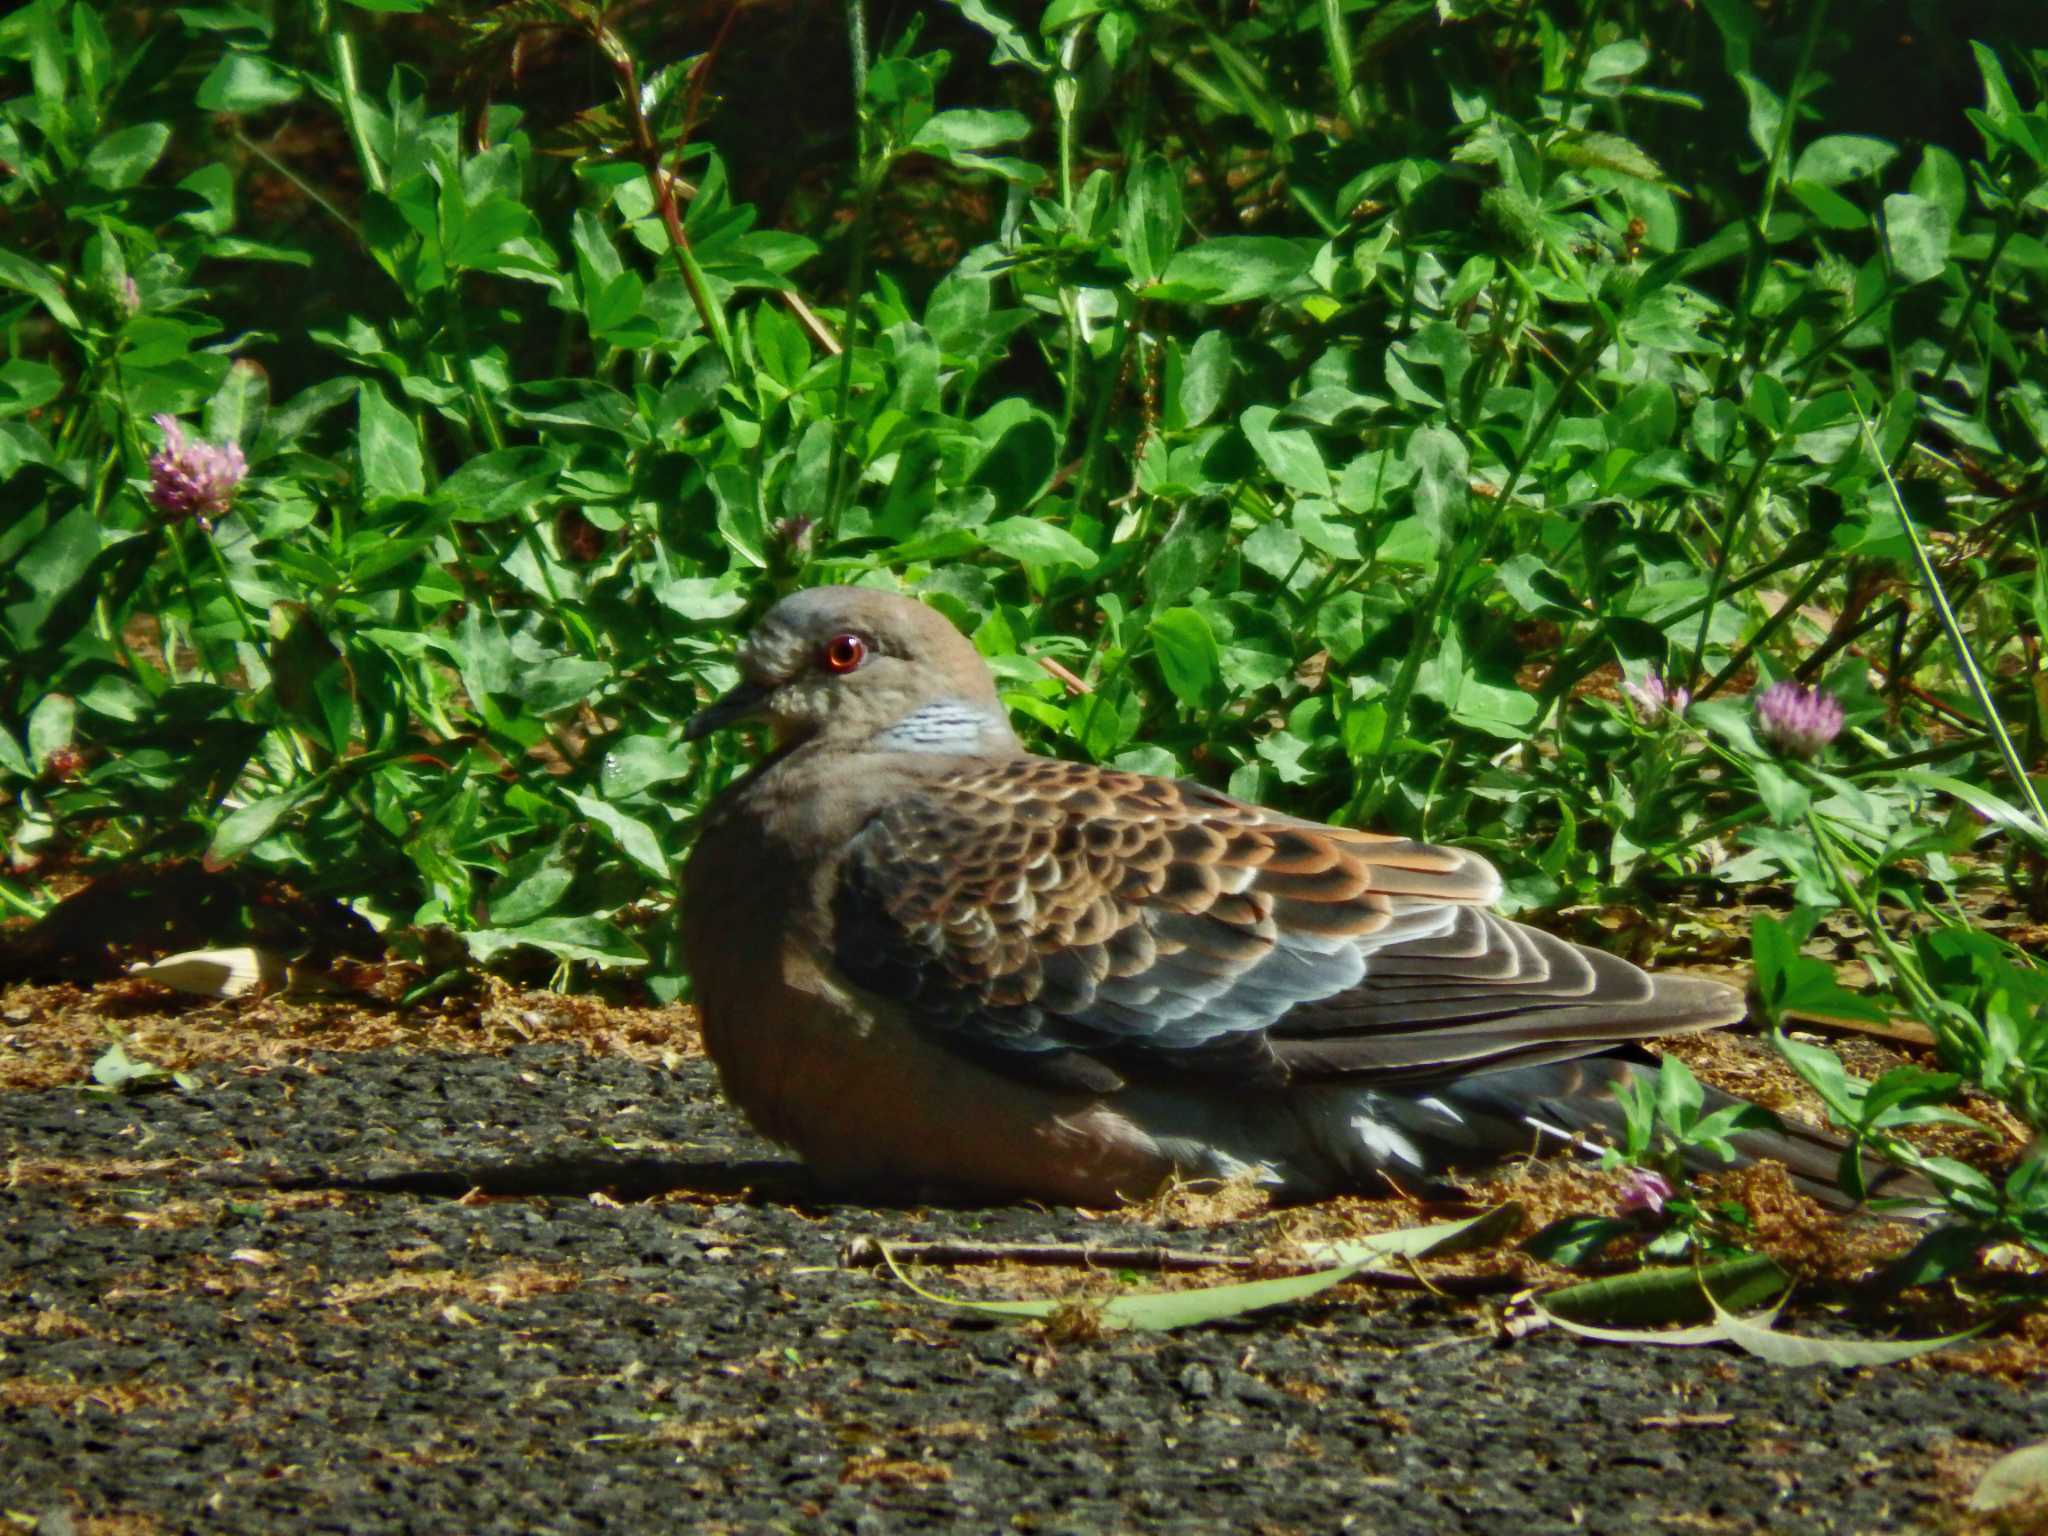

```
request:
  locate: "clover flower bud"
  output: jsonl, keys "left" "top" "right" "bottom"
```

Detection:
{"left": 147, "top": 414, "right": 246, "bottom": 528}
{"left": 1622, "top": 673, "right": 1690, "bottom": 725}
{"left": 1617, "top": 1167, "right": 1673, "bottom": 1216}
{"left": 1753, "top": 680, "right": 1843, "bottom": 759}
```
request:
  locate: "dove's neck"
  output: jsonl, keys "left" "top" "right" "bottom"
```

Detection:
{"left": 866, "top": 699, "right": 1020, "bottom": 755}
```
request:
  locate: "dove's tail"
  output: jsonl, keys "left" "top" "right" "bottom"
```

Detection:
{"left": 1289, "top": 1051, "right": 1939, "bottom": 1214}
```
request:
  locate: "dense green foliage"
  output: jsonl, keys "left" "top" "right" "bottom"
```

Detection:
{"left": 2, "top": 1, "right": 2046, "bottom": 1255}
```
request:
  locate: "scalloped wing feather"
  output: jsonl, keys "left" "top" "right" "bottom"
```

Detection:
{"left": 831, "top": 757, "right": 1740, "bottom": 1088}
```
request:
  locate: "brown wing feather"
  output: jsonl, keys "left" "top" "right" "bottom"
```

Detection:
{"left": 831, "top": 756, "right": 1740, "bottom": 1088}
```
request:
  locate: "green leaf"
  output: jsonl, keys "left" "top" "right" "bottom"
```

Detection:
{"left": 1754, "top": 914, "right": 1892, "bottom": 1026}
{"left": 446, "top": 196, "right": 538, "bottom": 273}
{"left": 1911, "top": 146, "right": 1967, "bottom": 228}
{"left": 1119, "top": 153, "right": 1183, "bottom": 287}
{"left": 1611, "top": 380, "right": 1677, "bottom": 451}
{"left": 1688, "top": 1101, "right": 1779, "bottom": 1148}
{"left": 1176, "top": 331, "right": 1232, "bottom": 428}
{"left": 1146, "top": 497, "right": 1228, "bottom": 606}
{"left": 488, "top": 844, "right": 576, "bottom": 926}
{"left": 1897, "top": 771, "right": 2048, "bottom": 852}
{"left": 1549, "top": 130, "right": 1662, "bottom": 180}
{"left": 946, "top": 0, "right": 1049, "bottom": 72}
{"left": 600, "top": 736, "right": 697, "bottom": 798}
{"left": 564, "top": 789, "right": 670, "bottom": 880}
{"left": 438, "top": 446, "right": 567, "bottom": 523}
{"left": 1969, "top": 40, "right": 2036, "bottom": 148}
{"left": 1496, "top": 554, "right": 1581, "bottom": 618}
{"left": 1300, "top": 1202, "right": 1526, "bottom": 1265}
{"left": 884, "top": 1247, "right": 1371, "bottom": 1333}
{"left": 518, "top": 656, "right": 611, "bottom": 716}
{"left": 82, "top": 123, "right": 170, "bottom": 190}
{"left": 0, "top": 724, "right": 30, "bottom": 781}
{"left": 906, "top": 109, "right": 1037, "bottom": 180}
{"left": 173, "top": 7, "right": 277, "bottom": 35}
{"left": 969, "top": 412, "right": 1058, "bottom": 514}
{"left": 908, "top": 108, "right": 1030, "bottom": 153}
{"left": 0, "top": 250, "right": 79, "bottom": 329}
{"left": 464, "top": 916, "right": 646, "bottom": 968}
{"left": 1156, "top": 238, "right": 1313, "bottom": 305}
{"left": 882, "top": 1207, "right": 1517, "bottom": 1333}
{"left": 1522, "top": 1216, "right": 1637, "bottom": 1269}
{"left": 1406, "top": 425, "right": 1467, "bottom": 533}
{"left": 981, "top": 516, "right": 1097, "bottom": 572}
{"left": 1788, "top": 180, "right": 1867, "bottom": 231}
{"left": 1655, "top": 1054, "right": 1705, "bottom": 1136}
{"left": 1582, "top": 40, "right": 1649, "bottom": 95}
{"left": 195, "top": 52, "right": 301, "bottom": 112}
{"left": 1148, "top": 606, "right": 1223, "bottom": 711}
{"left": 1240, "top": 405, "right": 1329, "bottom": 496}
{"left": 1882, "top": 193, "right": 1951, "bottom": 285}
{"left": 504, "top": 380, "right": 649, "bottom": 442}
{"left": 1793, "top": 134, "right": 1898, "bottom": 187}
{"left": 89, "top": 1039, "right": 183, "bottom": 1095}
{"left": 3, "top": 508, "right": 104, "bottom": 652}
{"left": 26, "top": 692, "right": 75, "bottom": 771}
{"left": 1707, "top": 1288, "right": 1988, "bottom": 1368}
{"left": 1736, "top": 71, "right": 1785, "bottom": 165}
{"left": 654, "top": 576, "right": 749, "bottom": 625}
{"left": 205, "top": 359, "right": 269, "bottom": 450}
{"left": 1883, "top": 1225, "right": 1989, "bottom": 1289}
{"left": 1241, "top": 519, "right": 1303, "bottom": 581}
{"left": 206, "top": 792, "right": 306, "bottom": 867}
{"left": 1538, "top": 1255, "right": 1790, "bottom": 1331}
{"left": 1752, "top": 759, "right": 1811, "bottom": 825}
{"left": 357, "top": 380, "right": 425, "bottom": 500}
{"left": 1544, "top": 1263, "right": 1986, "bottom": 1362}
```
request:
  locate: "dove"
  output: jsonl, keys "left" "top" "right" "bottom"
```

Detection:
{"left": 681, "top": 586, "right": 1879, "bottom": 1208}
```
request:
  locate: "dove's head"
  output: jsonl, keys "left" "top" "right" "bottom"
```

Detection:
{"left": 685, "top": 586, "right": 1021, "bottom": 755}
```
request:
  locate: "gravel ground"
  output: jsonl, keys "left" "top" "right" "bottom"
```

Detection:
{"left": 3, "top": 1005, "right": 2042, "bottom": 1536}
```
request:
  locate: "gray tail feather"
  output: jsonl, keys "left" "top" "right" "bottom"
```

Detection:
{"left": 1395, "top": 1053, "right": 1940, "bottom": 1215}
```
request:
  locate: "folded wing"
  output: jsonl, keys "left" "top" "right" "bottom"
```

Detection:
{"left": 831, "top": 757, "right": 1742, "bottom": 1091}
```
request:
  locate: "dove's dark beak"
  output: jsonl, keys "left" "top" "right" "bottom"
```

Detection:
{"left": 684, "top": 679, "right": 773, "bottom": 742}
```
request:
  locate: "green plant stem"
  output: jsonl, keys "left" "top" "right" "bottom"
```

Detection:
{"left": 1318, "top": 0, "right": 1365, "bottom": 134}
{"left": 197, "top": 530, "right": 262, "bottom": 653}
{"left": 314, "top": 0, "right": 385, "bottom": 196}
{"left": 846, "top": 0, "right": 869, "bottom": 119}
{"left": 1711, "top": 0, "right": 1828, "bottom": 400}
{"left": 1796, "top": 597, "right": 1905, "bottom": 683}
{"left": 1860, "top": 408, "right": 2048, "bottom": 838}
{"left": 1803, "top": 808, "right": 1950, "bottom": 1030}
{"left": 234, "top": 130, "right": 360, "bottom": 244}
{"left": 823, "top": 171, "right": 879, "bottom": 525}
{"left": 1351, "top": 333, "right": 1598, "bottom": 821}
{"left": 445, "top": 285, "right": 505, "bottom": 453}
{"left": 595, "top": 21, "right": 735, "bottom": 373}
{"left": 1534, "top": 535, "right": 1825, "bottom": 720}
{"left": 1928, "top": 206, "right": 2020, "bottom": 391}
{"left": 1685, "top": 439, "right": 1779, "bottom": 689}
{"left": 1067, "top": 327, "right": 1132, "bottom": 522}
{"left": 1843, "top": 733, "right": 1995, "bottom": 778}
{"left": 161, "top": 528, "right": 204, "bottom": 687}
{"left": 825, "top": 1, "right": 879, "bottom": 532}
{"left": 1702, "top": 557, "right": 1834, "bottom": 699}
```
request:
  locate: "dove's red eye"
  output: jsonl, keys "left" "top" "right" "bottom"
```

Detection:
{"left": 821, "top": 633, "right": 868, "bottom": 673}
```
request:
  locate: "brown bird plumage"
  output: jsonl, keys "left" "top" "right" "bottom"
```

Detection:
{"left": 681, "top": 587, "right": 1849, "bottom": 1207}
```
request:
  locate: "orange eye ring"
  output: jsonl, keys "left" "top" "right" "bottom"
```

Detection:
{"left": 821, "top": 633, "right": 868, "bottom": 673}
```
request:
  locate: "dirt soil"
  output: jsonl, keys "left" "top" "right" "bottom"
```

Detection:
{"left": 3, "top": 980, "right": 2044, "bottom": 1536}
